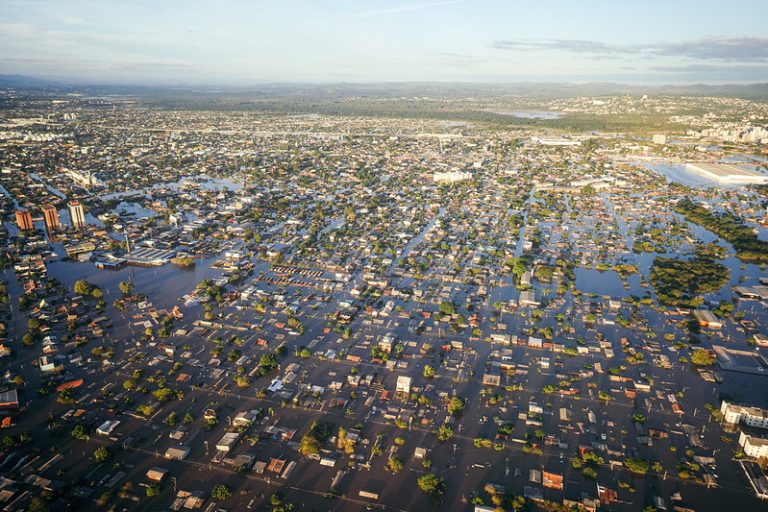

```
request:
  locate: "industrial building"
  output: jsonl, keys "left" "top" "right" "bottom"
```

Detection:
{"left": 685, "top": 162, "right": 768, "bottom": 185}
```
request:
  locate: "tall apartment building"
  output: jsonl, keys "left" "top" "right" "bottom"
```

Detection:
{"left": 15, "top": 208, "right": 33, "bottom": 231}
{"left": 68, "top": 200, "right": 86, "bottom": 229}
{"left": 42, "top": 205, "right": 60, "bottom": 233}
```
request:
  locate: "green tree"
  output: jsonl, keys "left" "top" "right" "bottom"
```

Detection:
{"left": 387, "top": 456, "right": 404, "bottom": 473}
{"left": 447, "top": 396, "right": 465, "bottom": 416}
{"left": 417, "top": 473, "right": 445, "bottom": 501}
{"left": 71, "top": 424, "right": 89, "bottom": 440}
{"left": 691, "top": 348, "right": 716, "bottom": 366}
{"left": 119, "top": 280, "right": 134, "bottom": 295}
{"left": 73, "top": 279, "right": 91, "bottom": 296}
{"left": 93, "top": 446, "right": 111, "bottom": 463}
{"left": 211, "top": 484, "right": 232, "bottom": 500}
{"left": 439, "top": 301, "right": 457, "bottom": 315}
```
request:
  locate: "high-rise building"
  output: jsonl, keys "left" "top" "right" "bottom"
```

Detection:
{"left": 42, "top": 205, "right": 60, "bottom": 233}
{"left": 15, "top": 208, "right": 33, "bottom": 231}
{"left": 68, "top": 200, "right": 86, "bottom": 229}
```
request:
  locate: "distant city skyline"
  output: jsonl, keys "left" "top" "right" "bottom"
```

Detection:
{"left": 0, "top": 0, "right": 767, "bottom": 85}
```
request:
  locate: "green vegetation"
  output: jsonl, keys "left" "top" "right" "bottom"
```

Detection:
{"left": 71, "top": 424, "right": 89, "bottom": 440}
{"left": 691, "top": 348, "right": 716, "bottom": 366}
{"left": 299, "top": 421, "right": 333, "bottom": 456}
{"left": 447, "top": 396, "right": 465, "bottom": 415}
{"left": 534, "top": 265, "right": 555, "bottom": 282}
{"left": 437, "top": 424, "right": 454, "bottom": 442}
{"left": 73, "top": 279, "right": 103, "bottom": 298}
{"left": 211, "top": 484, "right": 232, "bottom": 500}
{"left": 171, "top": 255, "right": 196, "bottom": 267}
{"left": 417, "top": 473, "right": 445, "bottom": 503}
{"left": 439, "top": 301, "right": 457, "bottom": 315}
{"left": 93, "top": 446, "right": 111, "bottom": 463}
{"left": 623, "top": 457, "right": 650, "bottom": 475}
{"left": 387, "top": 455, "right": 404, "bottom": 473}
{"left": 674, "top": 198, "right": 768, "bottom": 264}
{"left": 118, "top": 280, "right": 134, "bottom": 295}
{"left": 256, "top": 353, "right": 280, "bottom": 377}
{"left": 650, "top": 257, "right": 729, "bottom": 307}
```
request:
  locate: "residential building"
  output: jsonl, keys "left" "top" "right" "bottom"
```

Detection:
{"left": 482, "top": 371, "right": 501, "bottom": 386}
{"left": 721, "top": 401, "right": 768, "bottom": 429}
{"left": 42, "top": 205, "right": 60, "bottom": 233}
{"left": 68, "top": 200, "right": 87, "bottom": 229}
{"left": 739, "top": 431, "right": 768, "bottom": 459}
{"left": 15, "top": 208, "right": 33, "bottom": 231}
{"left": 395, "top": 375, "right": 411, "bottom": 395}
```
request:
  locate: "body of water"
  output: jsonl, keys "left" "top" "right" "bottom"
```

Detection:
{"left": 484, "top": 109, "right": 563, "bottom": 120}
{"left": 575, "top": 267, "right": 642, "bottom": 297}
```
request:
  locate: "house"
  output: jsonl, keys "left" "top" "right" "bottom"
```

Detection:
{"left": 0, "top": 389, "right": 19, "bottom": 411}
{"left": 519, "top": 291, "right": 539, "bottom": 307}
{"left": 146, "top": 467, "right": 169, "bottom": 482}
{"left": 693, "top": 309, "right": 722, "bottom": 329}
{"left": 379, "top": 335, "right": 394, "bottom": 353}
{"left": 396, "top": 375, "right": 412, "bottom": 395}
{"left": 96, "top": 420, "right": 120, "bottom": 436}
{"left": 542, "top": 471, "right": 564, "bottom": 490}
{"left": 233, "top": 410, "right": 258, "bottom": 428}
{"left": 482, "top": 372, "right": 501, "bottom": 387}
{"left": 164, "top": 445, "right": 191, "bottom": 460}
{"left": 216, "top": 432, "right": 241, "bottom": 453}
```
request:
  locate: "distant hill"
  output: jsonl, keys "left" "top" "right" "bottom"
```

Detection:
{"left": 0, "top": 74, "right": 58, "bottom": 88}
{"left": 1, "top": 76, "right": 767, "bottom": 102}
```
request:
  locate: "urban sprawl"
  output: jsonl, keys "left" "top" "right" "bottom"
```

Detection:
{"left": 0, "top": 89, "right": 767, "bottom": 512}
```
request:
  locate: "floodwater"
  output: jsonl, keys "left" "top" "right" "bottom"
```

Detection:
{"left": 486, "top": 110, "right": 563, "bottom": 120}
{"left": 47, "top": 254, "right": 224, "bottom": 313}
{"left": 100, "top": 175, "right": 242, "bottom": 201}
{"left": 574, "top": 267, "right": 643, "bottom": 297}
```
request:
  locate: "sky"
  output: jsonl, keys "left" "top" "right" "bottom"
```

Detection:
{"left": 0, "top": 0, "right": 767, "bottom": 85}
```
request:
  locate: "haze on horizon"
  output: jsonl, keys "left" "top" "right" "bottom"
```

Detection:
{"left": 0, "top": 0, "right": 767, "bottom": 86}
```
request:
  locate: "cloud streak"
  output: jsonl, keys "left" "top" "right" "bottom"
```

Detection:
{"left": 492, "top": 37, "right": 768, "bottom": 62}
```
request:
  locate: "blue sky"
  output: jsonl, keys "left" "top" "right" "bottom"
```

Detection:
{"left": 0, "top": 0, "right": 766, "bottom": 84}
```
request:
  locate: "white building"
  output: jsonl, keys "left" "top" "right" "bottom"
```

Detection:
{"left": 68, "top": 200, "right": 87, "bottom": 229}
{"left": 64, "top": 168, "right": 104, "bottom": 188}
{"left": 739, "top": 431, "right": 768, "bottom": 459}
{"left": 685, "top": 162, "right": 768, "bottom": 185}
{"left": 396, "top": 375, "right": 412, "bottom": 395}
{"left": 532, "top": 137, "right": 581, "bottom": 147}
{"left": 433, "top": 171, "right": 472, "bottom": 183}
{"left": 721, "top": 401, "right": 768, "bottom": 429}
